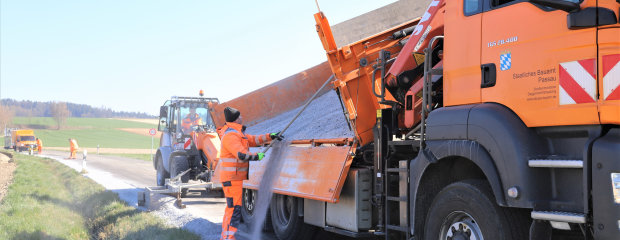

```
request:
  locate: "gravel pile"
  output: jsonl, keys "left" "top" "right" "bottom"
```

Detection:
{"left": 245, "top": 90, "right": 354, "bottom": 140}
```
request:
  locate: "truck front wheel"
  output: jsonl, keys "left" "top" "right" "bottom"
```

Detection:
{"left": 270, "top": 194, "right": 316, "bottom": 240}
{"left": 170, "top": 155, "right": 190, "bottom": 197}
{"left": 156, "top": 154, "right": 169, "bottom": 186}
{"left": 423, "top": 180, "right": 529, "bottom": 240}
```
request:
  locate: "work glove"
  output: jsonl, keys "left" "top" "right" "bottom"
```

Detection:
{"left": 270, "top": 132, "right": 284, "bottom": 141}
{"left": 257, "top": 152, "right": 265, "bottom": 160}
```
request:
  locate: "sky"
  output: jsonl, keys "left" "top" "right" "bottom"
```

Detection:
{"left": 0, "top": 0, "right": 396, "bottom": 115}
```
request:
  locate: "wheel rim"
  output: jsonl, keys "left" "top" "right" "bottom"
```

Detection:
{"left": 243, "top": 189, "right": 256, "bottom": 214}
{"left": 274, "top": 195, "right": 293, "bottom": 227}
{"left": 439, "top": 211, "right": 483, "bottom": 240}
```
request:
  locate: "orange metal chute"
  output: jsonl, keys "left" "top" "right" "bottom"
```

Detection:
{"left": 314, "top": 12, "right": 422, "bottom": 146}
{"left": 193, "top": 131, "right": 221, "bottom": 170}
{"left": 244, "top": 140, "right": 356, "bottom": 203}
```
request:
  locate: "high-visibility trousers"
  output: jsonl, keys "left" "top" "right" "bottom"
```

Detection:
{"left": 221, "top": 180, "right": 243, "bottom": 240}
{"left": 70, "top": 149, "right": 77, "bottom": 158}
{"left": 37, "top": 146, "right": 42, "bottom": 154}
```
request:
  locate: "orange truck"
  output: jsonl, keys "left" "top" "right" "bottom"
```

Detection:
{"left": 4, "top": 129, "right": 37, "bottom": 153}
{"left": 221, "top": 0, "right": 619, "bottom": 239}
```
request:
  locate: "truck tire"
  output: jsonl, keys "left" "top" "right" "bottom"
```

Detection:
{"left": 156, "top": 155, "right": 169, "bottom": 186}
{"left": 423, "top": 180, "right": 529, "bottom": 240}
{"left": 170, "top": 155, "right": 190, "bottom": 196}
{"left": 241, "top": 188, "right": 273, "bottom": 232}
{"left": 270, "top": 194, "right": 316, "bottom": 240}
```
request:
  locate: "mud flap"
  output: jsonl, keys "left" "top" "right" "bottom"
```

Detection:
{"left": 244, "top": 144, "right": 355, "bottom": 203}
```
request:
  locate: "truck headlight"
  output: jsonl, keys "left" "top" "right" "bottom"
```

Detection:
{"left": 612, "top": 173, "right": 620, "bottom": 204}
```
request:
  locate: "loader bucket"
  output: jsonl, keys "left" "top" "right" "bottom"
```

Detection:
{"left": 212, "top": 62, "right": 333, "bottom": 127}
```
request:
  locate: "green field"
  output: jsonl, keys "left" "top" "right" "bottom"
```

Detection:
{"left": 13, "top": 117, "right": 156, "bottom": 129}
{"left": 7, "top": 117, "right": 159, "bottom": 149}
{"left": 0, "top": 152, "right": 199, "bottom": 239}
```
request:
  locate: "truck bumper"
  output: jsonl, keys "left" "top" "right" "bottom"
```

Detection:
{"left": 592, "top": 128, "right": 620, "bottom": 239}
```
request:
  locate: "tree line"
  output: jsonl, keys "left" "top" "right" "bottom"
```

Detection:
{"left": 1, "top": 99, "right": 154, "bottom": 119}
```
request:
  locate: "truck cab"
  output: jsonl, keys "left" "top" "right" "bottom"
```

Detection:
{"left": 6, "top": 129, "right": 37, "bottom": 153}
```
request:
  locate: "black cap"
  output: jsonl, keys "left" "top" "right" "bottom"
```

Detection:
{"left": 224, "top": 107, "right": 240, "bottom": 122}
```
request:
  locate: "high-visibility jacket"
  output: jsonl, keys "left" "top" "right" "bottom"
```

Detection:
{"left": 182, "top": 113, "right": 203, "bottom": 131}
{"left": 70, "top": 139, "right": 79, "bottom": 151}
{"left": 219, "top": 122, "right": 270, "bottom": 181}
{"left": 36, "top": 139, "right": 42, "bottom": 149}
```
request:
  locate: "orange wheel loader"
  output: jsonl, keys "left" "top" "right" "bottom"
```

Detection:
{"left": 138, "top": 92, "right": 224, "bottom": 208}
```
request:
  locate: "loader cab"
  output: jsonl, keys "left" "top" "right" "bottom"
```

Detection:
{"left": 175, "top": 103, "right": 216, "bottom": 134}
{"left": 162, "top": 96, "right": 219, "bottom": 135}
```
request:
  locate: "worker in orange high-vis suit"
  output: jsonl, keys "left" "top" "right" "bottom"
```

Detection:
{"left": 69, "top": 138, "right": 79, "bottom": 159}
{"left": 36, "top": 138, "right": 42, "bottom": 154}
{"left": 219, "top": 107, "right": 282, "bottom": 240}
{"left": 182, "top": 107, "right": 203, "bottom": 134}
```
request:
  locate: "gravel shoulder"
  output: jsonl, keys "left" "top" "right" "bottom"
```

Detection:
{"left": 0, "top": 152, "right": 16, "bottom": 203}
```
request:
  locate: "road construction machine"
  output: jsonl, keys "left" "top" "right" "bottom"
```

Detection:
{"left": 139, "top": 92, "right": 223, "bottom": 208}
{"left": 224, "top": 0, "right": 620, "bottom": 239}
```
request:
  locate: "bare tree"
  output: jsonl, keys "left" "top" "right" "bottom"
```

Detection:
{"left": 0, "top": 105, "right": 15, "bottom": 132}
{"left": 51, "top": 102, "right": 70, "bottom": 129}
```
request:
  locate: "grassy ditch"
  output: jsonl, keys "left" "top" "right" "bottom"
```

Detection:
{"left": 0, "top": 152, "right": 199, "bottom": 240}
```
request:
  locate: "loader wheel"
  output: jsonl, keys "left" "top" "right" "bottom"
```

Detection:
{"left": 170, "top": 155, "right": 190, "bottom": 196}
{"left": 423, "top": 180, "right": 529, "bottom": 240}
{"left": 156, "top": 155, "right": 169, "bottom": 186}
{"left": 270, "top": 194, "right": 316, "bottom": 240}
{"left": 241, "top": 188, "right": 273, "bottom": 232}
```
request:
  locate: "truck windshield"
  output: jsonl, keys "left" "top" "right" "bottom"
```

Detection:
{"left": 178, "top": 106, "right": 215, "bottom": 134}
{"left": 19, "top": 136, "right": 35, "bottom": 142}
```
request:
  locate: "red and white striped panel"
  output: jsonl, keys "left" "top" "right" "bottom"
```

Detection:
{"left": 559, "top": 58, "right": 597, "bottom": 105}
{"left": 184, "top": 138, "right": 192, "bottom": 149}
{"left": 603, "top": 54, "right": 620, "bottom": 101}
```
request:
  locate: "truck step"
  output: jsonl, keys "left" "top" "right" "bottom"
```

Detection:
{"left": 386, "top": 168, "right": 407, "bottom": 173}
{"left": 386, "top": 224, "right": 408, "bottom": 232}
{"left": 531, "top": 211, "right": 586, "bottom": 223}
{"left": 386, "top": 196, "right": 407, "bottom": 202}
{"left": 528, "top": 159, "right": 583, "bottom": 168}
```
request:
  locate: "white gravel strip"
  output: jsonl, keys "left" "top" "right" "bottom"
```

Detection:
{"left": 37, "top": 154, "right": 221, "bottom": 240}
{"left": 245, "top": 90, "right": 354, "bottom": 140}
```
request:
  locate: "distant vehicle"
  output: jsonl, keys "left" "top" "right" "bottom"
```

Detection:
{"left": 5, "top": 129, "right": 38, "bottom": 154}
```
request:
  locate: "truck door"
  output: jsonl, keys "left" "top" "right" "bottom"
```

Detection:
{"left": 598, "top": 0, "right": 620, "bottom": 125}
{"left": 444, "top": 0, "right": 483, "bottom": 106}
{"left": 480, "top": 0, "right": 599, "bottom": 127}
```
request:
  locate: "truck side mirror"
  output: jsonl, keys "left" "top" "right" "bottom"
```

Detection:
{"left": 160, "top": 106, "right": 168, "bottom": 118}
{"left": 530, "top": 0, "right": 580, "bottom": 13}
